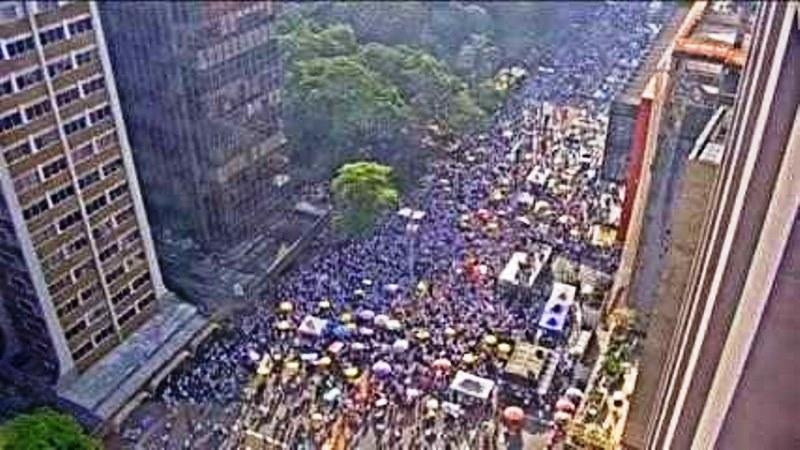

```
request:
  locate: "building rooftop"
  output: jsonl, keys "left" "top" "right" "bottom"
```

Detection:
{"left": 58, "top": 299, "right": 207, "bottom": 420}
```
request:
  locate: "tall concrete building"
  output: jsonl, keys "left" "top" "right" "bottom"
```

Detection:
{"left": 627, "top": 1, "right": 800, "bottom": 448}
{"left": 99, "top": 1, "right": 286, "bottom": 247}
{"left": 0, "top": 0, "right": 205, "bottom": 421}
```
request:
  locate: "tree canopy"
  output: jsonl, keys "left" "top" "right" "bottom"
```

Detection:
{"left": 331, "top": 162, "right": 399, "bottom": 236}
{"left": 0, "top": 409, "right": 100, "bottom": 450}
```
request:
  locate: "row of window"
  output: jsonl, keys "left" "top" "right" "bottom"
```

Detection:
{"left": 2, "top": 15, "right": 93, "bottom": 62}
{"left": 0, "top": 44, "right": 98, "bottom": 103}
{"left": 63, "top": 103, "right": 112, "bottom": 136}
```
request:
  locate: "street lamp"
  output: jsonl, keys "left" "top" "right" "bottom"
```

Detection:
{"left": 398, "top": 208, "right": 425, "bottom": 279}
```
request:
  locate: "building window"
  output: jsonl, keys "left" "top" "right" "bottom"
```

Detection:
{"left": 70, "top": 142, "right": 93, "bottom": 163}
{"left": 22, "top": 197, "right": 49, "bottom": 220}
{"left": 15, "top": 68, "right": 44, "bottom": 91}
{"left": 93, "top": 325, "right": 113, "bottom": 345}
{"left": 6, "top": 35, "right": 35, "bottom": 58}
{"left": 79, "top": 284, "right": 99, "bottom": 302}
{"left": 63, "top": 116, "right": 87, "bottom": 135}
{"left": 49, "top": 274, "right": 71, "bottom": 296}
{"left": 49, "top": 184, "right": 75, "bottom": 205}
{"left": 33, "top": 128, "right": 60, "bottom": 151}
{"left": 96, "top": 131, "right": 117, "bottom": 150}
{"left": 47, "top": 57, "right": 73, "bottom": 79}
{"left": 3, "top": 140, "right": 32, "bottom": 164}
{"left": 98, "top": 243, "right": 118, "bottom": 262}
{"left": 108, "top": 182, "right": 128, "bottom": 202}
{"left": 39, "top": 25, "right": 66, "bottom": 47}
{"left": 101, "top": 158, "right": 122, "bottom": 177}
{"left": 33, "top": 1, "right": 59, "bottom": 14}
{"left": 118, "top": 307, "right": 136, "bottom": 326}
{"left": 114, "top": 206, "right": 134, "bottom": 225}
{"left": 88, "top": 105, "right": 111, "bottom": 125}
{"left": 32, "top": 223, "right": 57, "bottom": 243}
{"left": 0, "top": 110, "right": 23, "bottom": 133}
{"left": 57, "top": 210, "right": 83, "bottom": 232}
{"left": 0, "top": 3, "right": 22, "bottom": 22}
{"left": 111, "top": 286, "right": 130, "bottom": 305}
{"left": 74, "top": 48, "right": 95, "bottom": 66}
{"left": 73, "top": 341, "right": 94, "bottom": 361}
{"left": 0, "top": 78, "right": 13, "bottom": 98}
{"left": 56, "top": 86, "right": 81, "bottom": 107}
{"left": 41, "top": 156, "right": 68, "bottom": 179}
{"left": 81, "top": 77, "right": 104, "bottom": 96}
{"left": 67, "top": 17, "right": 93, "bottom": 36}
{"left": 138, "top": 293, "right": 155, "bottom": 310}
{"left": 131, "top": 272, "right": 150, "bottom": 291}
{"left": 23, "top": 99, "right": 52, "bottom": 122}
{"left": 85, "top": 194, "right": 107, "bottom": 216}
{"left": 105, "top": 264, "right": 124, "bottom": 285}
{"left": 13, "top": 169, "right": 40, "bottom": 193}
{"left": 77, "top": 170, "right": 100, "bottom": 190}
{"left": 56, "top": 297, "right": 80, "bottom": 317}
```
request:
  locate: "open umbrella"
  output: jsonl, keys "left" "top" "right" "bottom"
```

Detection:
{"left": 384, "top": 283, "right": 400, "bottom": 293}
{"left": 328, "top": 341, "right": 345, "bottom": 354}
{"left": 359, "top": 327, "right": 374, "bottom": 336}
{"left": 315, "top": 356, "right": 332, "bottom": 367}
{"left": 318, "top": 300, "right": 332, "bottom": 310}
{"left": 372, "top": 361, "right": 392, "bottom": 376}
{"left": 340, "top": 312, "right": 353, "bottom": 323}
{"left": 248, "top": 350, "right": 260, "bottom": 362}
{"left": 426, "top": 398, "right": 440, "bottom": 410}
{"left": 285, "top": 361, "right": 301, "bottom": 373}
{"left": 345, "top": 323, "right": 358, "bottom": 332}
{"left": 351, "top": 342, "right": 368, "bottom": 351}
{"left": 343, "top": 367, "right": 359, "bottom": 379}
{"left": 415, "top": 329, "right": 431, "bottom": 341}
{"left": 358, "top": 309, "right": 375, "bottom": 321}
{"left": 385, "top": 319, "right": 402, "bottom": 331}
{"left": 444, "top": 327, "right": 457, "bottom": 337}
{"left": 393, "top": 339, "right": 410, "bottom": 352}
{"left": 565, "top": 387, "right": 584, "bottom": 401}
{"left": 497, "top": 343, "right": 513, "bottom": 355}
{"left": 483, "top": 334, "right": 498, "bottom": 346}
{"left": 375, "top": 398, "right": 389, "bottom": 408}
{"left": 432, "top": 358, "right": 452, "bottom": 371}
{"left": 461, "top": 353, "right": 477, "bottom": 364}
{"left": 373, "top": 314, "right": 390, "bottom": 327}
{"left": 278, "top": 301, "right": 293, "bottom": 313}
{"left": 362, "top": 278, "right": 373, "bottom": 287}
{"left": 332, "top": 325, "right": 351, "bottom": 339}
{"left": 275, "top": 320, "right": 292, "bottom": 331}
{"left": 503, "top": 406, "right": 525, "bottom": 424}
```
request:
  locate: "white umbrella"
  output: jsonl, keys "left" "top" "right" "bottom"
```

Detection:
{"left": 248, "top": 350, "right": 260, "bottom": 362}
{"left": 358, "top": 309, "right": 375, "bottom": 320}
{"left": 393, "top": 339, "right": 410, "bottom": 352}
{"left": 362, "top": 278, "right": 373, "bottom": 287}
{"left": 372, "top": 361, "right": 392, "bottom": 375}
{"left": 426, "top": 398, "right": 440, "bottom": 410}
{"left": 386, "top": 319, "right": 402, "bottom": 331}
{"left": 373, "top": 314, "right": 390, "bottom": 326}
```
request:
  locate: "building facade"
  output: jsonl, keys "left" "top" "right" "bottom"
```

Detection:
{"left": 639, "top": 2, "right": 800, "bottom": 448}
{"left": 99, "top": 1, "right": 286, "bottom": 247}
{"left": 0, "top": 0, "right": 166, "bottom": 381}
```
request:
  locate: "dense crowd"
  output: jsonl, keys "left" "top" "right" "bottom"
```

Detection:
{"left": 141, "top": 3, "right": 671, "bottom": 449}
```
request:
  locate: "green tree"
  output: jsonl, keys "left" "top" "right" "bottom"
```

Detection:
{"left": 0, "top": 409, "right": 100, "bottom": 450}
{"left": 331, "top": 162, "right": 399, "bottom": 236}
{"left": 454, "top": 33, "right": 500, "bottom": 85}
{"left": 277, "top": 20, "right": 359, "bottom": 63}
{"left": 285, "top": 55, "right": 410, "bottom": 169}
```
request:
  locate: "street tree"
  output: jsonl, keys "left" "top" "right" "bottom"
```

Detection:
{"left": 0, "top": 408, "right": 100, "bottom": 450}
{"left": 331, "top": 162, "right": 400, "bottom": 236}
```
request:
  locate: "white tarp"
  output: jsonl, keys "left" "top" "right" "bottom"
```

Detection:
{"left": 299, "top": 315, "right": 329, "bottom": 337}
{"left": 450, "top": 370, "right": 495, "bottom": 401}
{"left": 538, "top": 282, "right": 576, "bottom": 334}
{"left": 499, "top": 252, "right": 527, "bottom": 286}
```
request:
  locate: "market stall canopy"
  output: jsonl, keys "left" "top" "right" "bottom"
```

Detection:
{"left": 450, "top": 371, "right": 495, "bottom": 401}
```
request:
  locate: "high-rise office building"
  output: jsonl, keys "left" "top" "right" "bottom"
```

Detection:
{"left": 99, "top": 1, "right": 286, "bottom": 247}
{"left": 0, "top": 1, "right": 205, "bottom": 420}
{"left": 633, "top": 2, "right": 800, "bottom": 448}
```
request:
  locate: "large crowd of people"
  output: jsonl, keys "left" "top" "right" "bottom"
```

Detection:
{"left": 132, "top": 3, "right": 674, "bottom": 449}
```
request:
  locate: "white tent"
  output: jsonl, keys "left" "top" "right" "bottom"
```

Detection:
{"left": 450, "top": 370, "right": 495, "bottom": 401}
